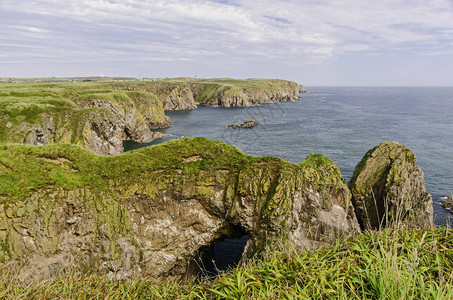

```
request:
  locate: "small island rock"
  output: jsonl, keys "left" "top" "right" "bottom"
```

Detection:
{"left": 442, "top": 195, "right": 453, "bottom": 210}
{"left": 227, "top": 120, "right": 259, "bottom": 128}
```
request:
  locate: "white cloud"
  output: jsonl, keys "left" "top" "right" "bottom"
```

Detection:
{"left": 0, "top": 0, "right": 453, "bottom": 80}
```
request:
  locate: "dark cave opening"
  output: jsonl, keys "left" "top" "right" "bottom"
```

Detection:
{"left": 202, "top": 234, "right": 249, "bottom": 277}
{"left": 186, "top": 226, "right": 249, "bottom": 280}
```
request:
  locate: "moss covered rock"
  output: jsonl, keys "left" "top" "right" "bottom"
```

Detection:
{"left": 0, "top": 85, "right": 173, "bottom": 155}
{"left": 0, "top": 138, "right": 358, "bottom": 283}
{"left": 348, "top": 141, "right": 434, "bottom": 230}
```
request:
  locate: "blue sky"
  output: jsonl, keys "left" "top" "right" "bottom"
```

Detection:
{"left": 1, "top": 0, "right": 453, "bottom": 86}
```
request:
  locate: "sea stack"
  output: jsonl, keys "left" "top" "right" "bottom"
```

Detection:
{"left": 348, "top": 141, "right": 434, "bottom": 230}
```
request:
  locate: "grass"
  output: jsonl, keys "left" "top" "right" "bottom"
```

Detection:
{"left": 0, "top": 139, "right": 448, "bottom": 298}
{"left": 0, "top": 137, "right": 335, "bottom": 202}
{"left": 1, "top": 227, "right": 452, "bottom": 299}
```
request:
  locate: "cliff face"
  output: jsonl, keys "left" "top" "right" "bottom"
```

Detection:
{"left": 141, "top": 78, "right": 305, "bottom": 109}
{"left": 141, "top": 82, "right": 197, "bottom": 110}
{"left": 191, "top": 79, "right": 305, "bottom": 107}
{"left": 0, "top": 79, "right": 305, "bottom": 155}
{"left": 0, "top": 87, "right": 172, "bottom": 155}
{"left": 0, "top": 138, "right": 359, "bottom": 283}
{"left": 348, "top": 141, "right": 434, "bottom": 230}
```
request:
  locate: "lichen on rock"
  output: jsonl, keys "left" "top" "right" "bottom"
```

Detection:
{"left": 348, "top": 141, "right": 434, "bottom": 230}
{"left": 0, "top": 137, "right": 358, "bottom": 284}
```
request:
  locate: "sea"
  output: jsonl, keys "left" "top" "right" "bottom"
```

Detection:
{"left": 124, "top": 86, "right": 453, "bottom": 272}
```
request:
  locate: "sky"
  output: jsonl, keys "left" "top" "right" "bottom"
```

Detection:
{"left": 1, "top": 0, "right": 453, "bottom": 86}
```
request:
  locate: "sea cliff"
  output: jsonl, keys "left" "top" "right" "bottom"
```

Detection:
{"left": 0, "top": 78, "right": 305, "bottom": 155}
{"left": 0, "top": 138, "right": 357, "bottom": 283}
{"left": 0, "top": 138, "right": 433, "bottom": 284}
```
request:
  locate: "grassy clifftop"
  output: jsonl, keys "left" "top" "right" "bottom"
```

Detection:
{"left": 0, "top": 78, "right": 305, "bottom": 154}
{"left": 0, "top": 82, "right": 172, "bottom": 155}
{"left": 0, "top": 137, "right": 357, "bottom": 283}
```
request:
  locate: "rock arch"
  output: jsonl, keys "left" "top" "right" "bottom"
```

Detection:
{"left": 0, "top": 138, "right": 359, "bottom": 283}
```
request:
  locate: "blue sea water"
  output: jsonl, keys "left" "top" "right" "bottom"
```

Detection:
{"left": 124, "top": 87, "right": 453, "bottom": 227}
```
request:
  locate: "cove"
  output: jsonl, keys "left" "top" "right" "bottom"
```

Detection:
{"left": 124, "top": 87, "right": 453, "bottom": 226}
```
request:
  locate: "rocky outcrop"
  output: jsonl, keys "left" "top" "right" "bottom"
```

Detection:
{"left": 0, "top": 89, "right": 172, "bottom": 155}
{"left": 442, "top": 195, "right": 453, "bottom": 211}
{"left": 227, "top": 120, "right": 259, "bottom": 128}
{"left": 0, "top": 138, "right": 359, "bottom": 284}
{"left": 137, "top": 81, "right": 198, "bottom": 110}
{"left": 348, "top": 141, "right": 434, "bottom": 230}
{"left": 192, "top": 79, "right": 305, "bottom": 107}
{"left": 161, "top": 86, "right": 197, "bottom": 111}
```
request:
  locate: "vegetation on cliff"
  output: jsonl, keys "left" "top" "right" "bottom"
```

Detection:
{"left": 1, "top": 227, "right": 452, "bottom": 299}
{"left": 0, "top": 137, "right": 357, "bottom": 283}
{"left": 349, "top": 141, "right": 433, "bottom": 230}
{"left": 0, "top": 78, "right": 304, "bottom": 154}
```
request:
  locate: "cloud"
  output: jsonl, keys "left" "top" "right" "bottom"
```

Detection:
{"left": 0, "top": 0, "right": 452, "bottom": 79}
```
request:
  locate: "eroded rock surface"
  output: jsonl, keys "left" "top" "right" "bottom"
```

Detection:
{"left": 0, "top": 138, "right": 359, "bottom": 284}
{"left": 162, "top": 86, "right": 197, "bottom": 110}
{"left": 348, "top": 141, "right": 434, "bottom": 230}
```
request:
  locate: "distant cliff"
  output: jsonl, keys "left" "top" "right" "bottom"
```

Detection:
{"left": 0, "top": 78, "right": 305, "bottom": 155}
{"left": 189, "top": 78, "right": 305, "bottom": 107}
{"left": 0, "top": 87, "right": 172, "bottom": 155}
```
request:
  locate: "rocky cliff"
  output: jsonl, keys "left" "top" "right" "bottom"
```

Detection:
{"left": 0, "top": 86, "right": 172, "bottom": 155}
{"left": 0, "top": 138, "right": 359, "bottom": 283}
{"left": 348, "top": 141, "right": 434, "bottom": 230}
{"left": 190, "top": 79, "right": 305, "bottom": 107}
{"left": 0, "top": 79, "right": 305, "bottom": 155}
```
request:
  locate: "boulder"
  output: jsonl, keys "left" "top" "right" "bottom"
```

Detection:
{"left": 348, "top": 141, "right": 434, "bottom": 230}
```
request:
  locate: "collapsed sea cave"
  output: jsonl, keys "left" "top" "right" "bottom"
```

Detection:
{"left": 184, "top": 225, "right": 249, "bottom": 280}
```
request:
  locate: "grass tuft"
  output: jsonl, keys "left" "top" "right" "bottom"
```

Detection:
{"left": 1, "top": 227, "right": 452, "bottom": 299}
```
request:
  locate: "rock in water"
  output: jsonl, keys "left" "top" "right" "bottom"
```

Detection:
{"left": 227, "top": 120, "right": 259, "bottom": 128}
{"left": 0, "top": 138, "right": 359, "bottom": 284}
{"left": 348, "top": 141, "right": 434, "bottom": 230}
{"left": 442, "top": 195, "right": 453, "bottom": 210}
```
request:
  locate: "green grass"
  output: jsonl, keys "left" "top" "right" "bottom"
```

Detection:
{"left": 0, "top": 138, "right": 251, "bottom": 201}
{"left": 1, "top": 227, "right": 452, "bottom": 299}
